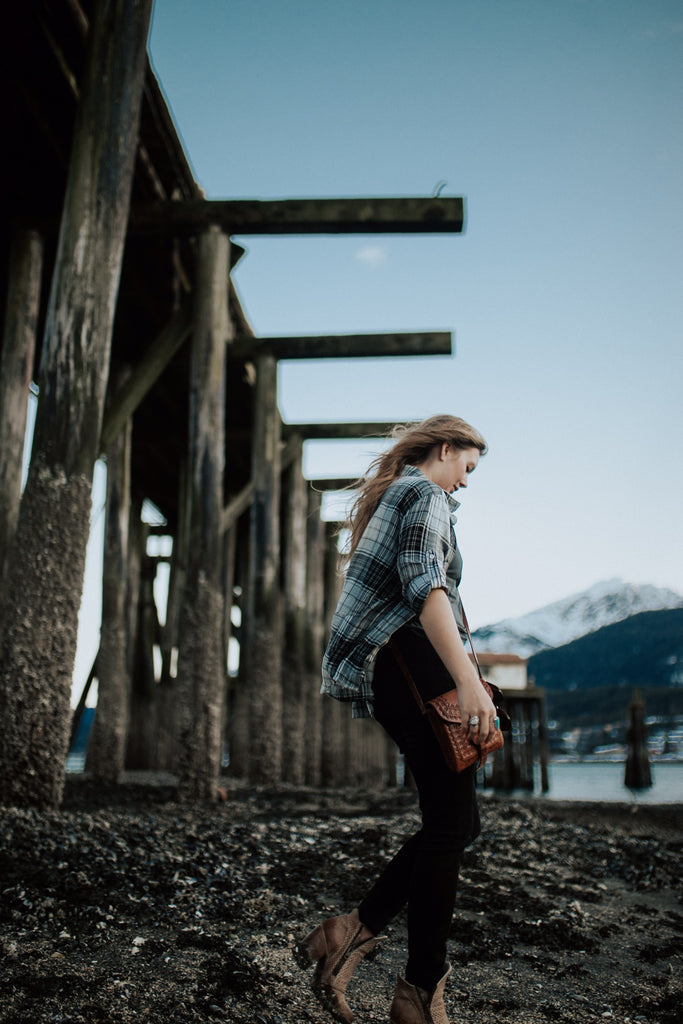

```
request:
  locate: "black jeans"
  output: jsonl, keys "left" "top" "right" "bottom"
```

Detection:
{"left": 357, "top": 625, "right": 480, "bottom": 992}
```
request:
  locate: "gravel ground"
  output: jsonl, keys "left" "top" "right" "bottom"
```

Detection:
{"left": 0, "top": 774, "right": 681, "bottom": 1024}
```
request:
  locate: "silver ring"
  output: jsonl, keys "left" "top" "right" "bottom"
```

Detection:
{"left": 468, "top": 716, "right": 480, "bottom": 726}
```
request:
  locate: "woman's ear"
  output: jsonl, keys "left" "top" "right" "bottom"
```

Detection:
{"left": 440, "top": 442, "right": 450, "bottom": 460}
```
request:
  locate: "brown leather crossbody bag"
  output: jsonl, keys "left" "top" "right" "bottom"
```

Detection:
{"left": 389, "top": 610, "right": 511, "bottom": 772}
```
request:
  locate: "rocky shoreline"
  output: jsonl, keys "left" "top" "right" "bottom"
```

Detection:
{"left": 1, "top": 775, "right": 681, "bottom": 1024}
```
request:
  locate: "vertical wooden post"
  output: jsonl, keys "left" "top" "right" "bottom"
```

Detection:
{"left": 86, "top": 409, "right": 132, "bottom": 781}
{"left": 247, "top": 353, "right": 283, "bottom": 783}
{"left": 303, "top": 490, "right": 326, "bottom": 785}
{"left": 521, "top": 701, "right": 534, "bottom": 789}
{"left": 537, "top": 695, "right": 550, "bottom": 792}
{"left": 176, "top": 226, "right": 231, "bottom": 800}
{"left": 0, "top": 0, "right": 154, "bottom": 810}
{"left": 499, "top": 696, "right": 520, "bottom": 790}
{"left": 281, "top": 438, "right": 308, "bottom": 784}
{"left": 125, "top": 520, "right": 156, "bottom": 769}
{"left": 160, "top": 458, "right": 188, "bottom": 686}
{"left": 226, "top": 513, "right": 251, "bottom": 778}
{"left": 320, "top": 522, "right": 346, "bottom": 786}
{"left": 0, "top": 229, "right": 43, "bottom": 623}
{"left": 221, "top": 521, "right": 238, "bottom": 773}
{"left": 155, "top": 457, "right": 189, "bottom": 771}
{"left": 625, "top": 691, "right": 652, "bottom": 790}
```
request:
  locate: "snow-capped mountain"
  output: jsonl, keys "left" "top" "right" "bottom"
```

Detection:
{"left": 472, "top": 578, "right": 683, "bottom": 657}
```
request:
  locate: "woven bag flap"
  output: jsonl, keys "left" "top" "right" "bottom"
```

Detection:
{"left": 426, "top": 690, "right": 462, "bottom": 724}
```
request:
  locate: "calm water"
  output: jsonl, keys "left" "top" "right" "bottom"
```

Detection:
{"left": 65, "top": 756, "right": 682, "bottom": 804}
{"left": 502, "top": 760, "right": 682, "bottom": 804}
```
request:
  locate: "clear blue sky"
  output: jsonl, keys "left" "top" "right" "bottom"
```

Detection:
{"left": 143, "top": 0, "right": 683, "bottom": 629}
{"left": 72, "top": 0, "right": 683, "bottom": 699}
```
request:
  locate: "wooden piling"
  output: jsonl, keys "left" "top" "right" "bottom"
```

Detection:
{"left": 176, "top": 226, "right": 231, "bottom": 801}
{"left": 320, "top": 522, "right": 346, "bottom": 786}
{"left": 302, "top": 490, "right": 326, "bottom": 785}
{"left": 281, "top": 439, "right": 308, "bottom": 784}
{"left": 0, "top": 229, "right": 43, "bottom": 624}
{"left": 125, "top": 518, "right": 157, "bottom": 770}
{"left": 155, "top": 458, "right": 189, "bottom": 771}
{"left": 86, "top": 401, "right": 132, "bottom": 782}
{"left": 0, "top": 0, "right": 154, "bottom": 809}
{"left": 484, "top": 690, "right": 548, "bottom": 793}
{"left": 246, "top": 353, "right": 283, "bottom": 783}
{"left": 225, "top": 512, "right": 251, "bottom": 779}
{"left": 625, "top": 691, "right": 652, "bottom": 790}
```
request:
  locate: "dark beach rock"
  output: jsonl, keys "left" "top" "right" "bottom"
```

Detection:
{"left": 0, "top": 776, "right": 680, "bottom": 1024}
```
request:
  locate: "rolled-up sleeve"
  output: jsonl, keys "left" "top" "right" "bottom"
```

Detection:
{"left": 397, "top": 492, "right": 453, "bottom": 613}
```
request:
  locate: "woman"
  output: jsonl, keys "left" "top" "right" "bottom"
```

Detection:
{"left": 295, "top": 415, "right": 497, "bottom": 1024}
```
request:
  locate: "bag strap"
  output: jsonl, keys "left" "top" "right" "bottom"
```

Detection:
{"left": 460, "top": 606, "right": 485, "bottom": 682}
{"left": 388, "top": 637, "right": 427, "bottom": 715}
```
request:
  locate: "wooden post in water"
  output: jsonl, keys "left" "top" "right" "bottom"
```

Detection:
{"left": 86, "top": 398, "right": 132, "bottom": 782}
{"left": 537, "top": 694, "right": 550, "bottom": 792}
{"left": 0, "top": 0, "right": 153, "bottom": 809}
{"left": 176, "top": 226, "right": 231, "bottom": 800}
{"left": 625, "top": 690, "right": 652, "bottom": 790}
{"left": 246, "top": 353, "right": 283, "bottom": 783}
{"left": 281, "top": 438, "right": 308, "bottom": 784}
{"left": 0, "top": 229, "right": 43, "bottom": 624}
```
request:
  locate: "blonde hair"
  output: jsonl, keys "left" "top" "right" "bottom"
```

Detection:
{"left": 345, "top": 414, "right": 487, "bottom": 557}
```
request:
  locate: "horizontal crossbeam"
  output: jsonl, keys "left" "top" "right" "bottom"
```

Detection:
{"left": 130, "top": 196, "right": 465, "bottom": 235}
{"left": 229, "top": 331, "right": 452, "bottom": 361}
{"left": 282, "top": 422, "right": 396, "bottom": 440}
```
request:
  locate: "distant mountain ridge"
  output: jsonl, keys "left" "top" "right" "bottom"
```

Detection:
{"left": 527, "top": 608, "right": 683, "bottom": 730}
{"left": 472, "top": 578, "right": 683, "bottom": 656}
{"left": 527, "top": 608, "right": 683, "bottom": 692}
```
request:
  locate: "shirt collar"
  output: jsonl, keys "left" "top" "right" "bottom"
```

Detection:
{"left": 402, "top": 464, "right": 461, "bottom": 517}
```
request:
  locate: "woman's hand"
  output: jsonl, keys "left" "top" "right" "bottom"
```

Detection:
{"left": 418, "top": 588, "right": 498, "bottom": 743}
{"left": 452, "top": 675, "right": 497, "bottom": 744}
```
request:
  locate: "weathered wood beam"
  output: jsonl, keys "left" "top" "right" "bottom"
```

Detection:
{"left": 100, "top": 304, "right": 192, "bottom": 449}
{"left": 130, "top": 196, "right": 465, "bottom": 235}
{"left": 229, "top": 331, "right": 452, "bottom": 362}
{"left": 247, "top": 353, "right": 283, "bottom": 783}
{"left": 176, "top": 226, "right": 231, "bottom": 800}
{"left": 281, "top": 441, "right": 308, "bottom": 785}
{"left": 307, "top": 478, "right": 359, "bottom": 491}
{"left": 0, "top": 0, "right": 154, "bottom": 811}
{"left": 0, "top": 229, "right": 43, "bottom": 620}
{"left": 303, "top": 489, "right": 325, "bottom": 786}
{"left": 86, "top": 401, "right": 132, "bottom": 783}
{"left": 282, "top": 422, "right": 395, "bottom": 440}
{"left": 221, "top": 482, "right": 254, "bottom": 534}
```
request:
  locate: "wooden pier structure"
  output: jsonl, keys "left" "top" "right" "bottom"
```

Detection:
{"left": 0, "top": 1, "right": 544, "bottom": 808}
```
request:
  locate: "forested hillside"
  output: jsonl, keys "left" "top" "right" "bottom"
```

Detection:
{"left": 528, "top": 609, "right": 683, "bottom": 730}
{"left": 528, "top": 609, "right": 683, "bottom": 691}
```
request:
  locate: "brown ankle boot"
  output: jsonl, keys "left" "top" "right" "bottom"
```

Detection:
{"left": 389, "top": 963, "right": 452, "bottom": 1024}
{"left": 294, "top": 908, "right": 384, "bottom": 1023}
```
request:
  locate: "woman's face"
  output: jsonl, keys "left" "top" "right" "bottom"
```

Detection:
{"left": 430, "top": 445, "right": 480, "bottom": 494}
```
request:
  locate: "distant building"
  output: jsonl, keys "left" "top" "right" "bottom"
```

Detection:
{"left": 468, "top": 653, "right": 528, "bottom": 691}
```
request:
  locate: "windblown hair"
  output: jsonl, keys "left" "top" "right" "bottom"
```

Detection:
{"left": 344, "top": 414, "right": 487, "bottom": 558}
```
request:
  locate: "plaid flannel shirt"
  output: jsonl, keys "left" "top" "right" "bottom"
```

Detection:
{"left": 321, "top": 465, "right": 461, "bottom": 718}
